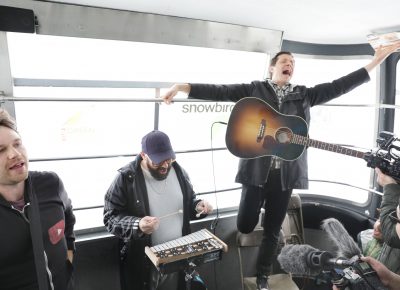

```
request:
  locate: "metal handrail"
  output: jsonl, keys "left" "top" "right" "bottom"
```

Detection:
{"left": 304, "top": 179, "right": 382, "bottom": 196}
{"left": 73, "top": 179, "right": 384, "bottom": 212}
{"left": 28, "top": 147, "right": 227, "bottom": 162}
{"left": 74, "top": 186, "right": 242, "bottom": 211}
{"left": 5, "top": 77, "right": 400, "bottom": 109}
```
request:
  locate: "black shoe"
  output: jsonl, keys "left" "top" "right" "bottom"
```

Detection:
{"left": 256, "top": 275, "right": 269, "bottom": 290}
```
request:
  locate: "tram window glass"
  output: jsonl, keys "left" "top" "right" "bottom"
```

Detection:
{"left": 28, "top": 157, "right": 132, "bottom": 230}
{"left": 7, "top": 32, "right": 268, "bottom": 229}
{"left": 159, "top": 101, "right": 233, "bottom": 151}
{"left": 13, "top": 87, "right": 157, "bottom": 100}
{"left": 7, "top": 32, "right": 266, "bottom": 83}
{"left": 292, "top": 56, "right": 376, "bottom": 203}
{"left": 292, "top": 56, "right": 376, "bottom": 105}
{"left": 14, "top": 102, "right": 154, "bottom": 158}
{"left": 175, "top": 150, "right": 239, "bottom": 194}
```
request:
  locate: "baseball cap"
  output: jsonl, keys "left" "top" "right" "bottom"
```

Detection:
{"left": 141, "top": 130, "right": 176, "bottom": 164}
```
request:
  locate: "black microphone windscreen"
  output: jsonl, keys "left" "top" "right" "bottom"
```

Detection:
{"left": 321, "top": 218, "right": 361, "bottom": 258}
{"left": 277, "top": 244, "right": 321, "bottom": 277}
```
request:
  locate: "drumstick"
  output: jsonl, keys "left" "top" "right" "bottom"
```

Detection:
{"left": 196, "top": 210, "right": 205, "bottom": 218}
{"left": 159, "top": 209, "right": 183, "bottom": 220}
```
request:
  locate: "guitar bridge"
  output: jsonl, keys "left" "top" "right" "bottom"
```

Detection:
{"left": 257, "top": 119, "right": 266, "bottom": 143}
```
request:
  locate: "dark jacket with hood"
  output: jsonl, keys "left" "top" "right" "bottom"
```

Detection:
{"left": 189, "top": 67, "right": 370, "bottom": 190}
{"left": 376, "top": 182, "right": 400, "bottom": 273}
{"left": 380, "top": 183, "right": 400, "bottom": 249}
{"left": 0, "top": 171, "right": 76, "bottom": 290}
{"left": 103, "top": 155, "right": 202, "bottom": 290}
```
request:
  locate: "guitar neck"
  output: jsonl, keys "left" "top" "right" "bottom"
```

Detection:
{"left": 291, "top": 134, "right": 365, "bottom": 159}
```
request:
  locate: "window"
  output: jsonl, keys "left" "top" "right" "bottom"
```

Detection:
{"left": 292, "top": 56, "right": 376, "bottom": 203}
{"left": 7, "top": 32, "right": 268, "bottom": 230}
{"left": 8, "top": 32, "right": 386, "bottom": 225}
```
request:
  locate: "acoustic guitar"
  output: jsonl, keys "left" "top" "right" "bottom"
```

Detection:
{"left": 225, "top": 97, "right": 365, "bottom": 161}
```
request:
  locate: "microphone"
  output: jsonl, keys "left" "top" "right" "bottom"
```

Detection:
{"left": 321, "top": 218, "right": 361, "bottom": 259}
{"left": 277, "top": 244, "right": 354, "bottom": 277}
{"left": 278, "top": 218, "right": 361, "bottom": 277}
{"left": 277, "top": 244, "right": 321, "bottom": 276}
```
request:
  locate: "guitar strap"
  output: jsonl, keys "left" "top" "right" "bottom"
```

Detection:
{"left": 26, "top": 175, "right": 50, "bottom": 290}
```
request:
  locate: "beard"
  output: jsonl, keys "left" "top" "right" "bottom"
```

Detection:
{"left": 147, "top": 161, "right": 172, "bottom": 181}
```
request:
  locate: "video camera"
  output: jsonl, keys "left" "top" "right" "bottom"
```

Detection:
{"left": 364, "top": 131, "right": 400, "bottom": 182}
{"left": 309, "top": 251, "right": 388, "bottom": 290}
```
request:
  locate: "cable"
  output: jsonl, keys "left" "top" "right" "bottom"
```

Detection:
{"left": 209, "top": 121, "right": 227, "bottom": 290}
{"left": 209, "top": 121, "right": 227, "bottom": 231}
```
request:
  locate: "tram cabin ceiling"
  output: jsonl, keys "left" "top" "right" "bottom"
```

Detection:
{"left": 42, "top": 0, "right": 400, "bottom": 45}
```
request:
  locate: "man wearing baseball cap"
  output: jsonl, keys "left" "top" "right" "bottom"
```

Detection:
{"left": 104, "top": 130, "right": 213, "bottom": 290}
{"left": 141, "top": 130, "right": 176, "bottom": 181}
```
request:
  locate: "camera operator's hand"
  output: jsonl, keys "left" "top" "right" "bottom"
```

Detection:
{"left": 375, "top": 168, "right": 397, "bottom": 187}
{"left": 361, "top": 256, "right": 400, "bottom": 290}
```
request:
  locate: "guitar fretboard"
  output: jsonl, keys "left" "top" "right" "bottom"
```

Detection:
{"left": 291, "top": 134, "right": 365, "bottom": 159}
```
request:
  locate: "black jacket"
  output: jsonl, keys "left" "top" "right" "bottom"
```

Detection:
{"left": 189, "top": 67, "right": 370, "bottom": 190}
{"left": 103, "top": 155, "right": 202, "bottom": 290}
{"left": 0, "top": 171, "right": 76, "bottom": 290}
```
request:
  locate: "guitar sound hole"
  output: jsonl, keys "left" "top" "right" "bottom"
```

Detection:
{"left": 275, "top": 128, "right": 292, "bottom": 144}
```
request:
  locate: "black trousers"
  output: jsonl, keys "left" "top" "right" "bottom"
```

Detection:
{"left": 149, "top": 267, "right": 186, "bottom": 290}
{"left": 237, "top": 169, "right": 292, "bottom": 276}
